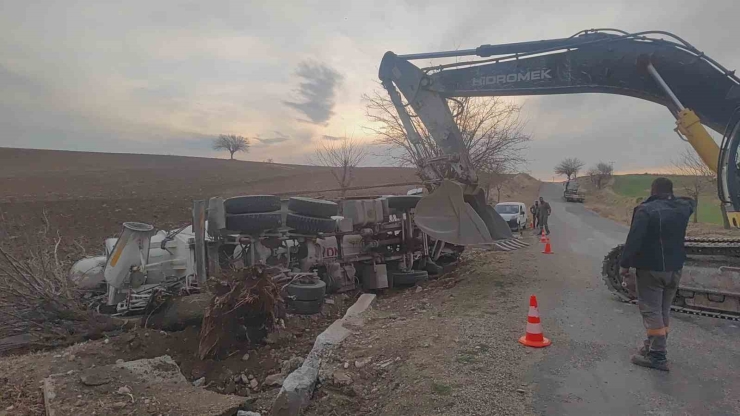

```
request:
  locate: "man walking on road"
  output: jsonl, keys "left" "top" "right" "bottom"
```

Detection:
{"left": 619, "top": 178, "right": 693, "bottom": 371}
{"left": 530, "top": 200, "right": 539, "bottom": 229}
{"left": 537, "top": 196, "right": 551, "bottom": 235}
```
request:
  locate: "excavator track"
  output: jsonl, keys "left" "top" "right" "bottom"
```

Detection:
{"left": 602, "top": 238, "right": 740, "bottom": 321}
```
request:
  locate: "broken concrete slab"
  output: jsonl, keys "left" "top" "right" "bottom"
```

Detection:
{"left": 115, "top": 355, "right": 187, "bottom": 384}
{"left": 43, "top": 355, "right": 245, "bottom": 416}
{"left": 271, "top": 293, "right": 375, "bottom": 416}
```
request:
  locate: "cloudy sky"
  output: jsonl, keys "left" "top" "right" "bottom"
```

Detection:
{"left": 1, "top": 0, "right": 738, "bottom": 179}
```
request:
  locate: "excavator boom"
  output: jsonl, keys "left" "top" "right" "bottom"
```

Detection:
{"left": 380, "top": 29, "right": 740, "bottom": 318}
{"left": 380, "top": 29, "right": 740, "bottom": 244}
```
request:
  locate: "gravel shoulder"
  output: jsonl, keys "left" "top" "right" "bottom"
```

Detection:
{"left": 305, "top": 241, "right": 545, "bottom": 416}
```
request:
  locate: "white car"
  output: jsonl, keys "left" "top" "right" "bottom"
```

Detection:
{"left": 494, "top": 202, "right": 528, "bottom": 231}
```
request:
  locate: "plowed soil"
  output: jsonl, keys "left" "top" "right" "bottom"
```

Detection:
{"left": 0, "top": 147, "right": 420, "bottom": 259}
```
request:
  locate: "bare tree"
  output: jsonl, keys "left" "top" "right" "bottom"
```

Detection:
{"left": 588, "top": 162, "right": 614, "bottom": 189}
{"left": 363, "top": 90, "right": 530, "bottom": 181}
{"left": 555, "top": 157, "right": 585, "bottom": 180}
{"left": 673, "top": 148, "right": 715, "bottom": 223}
{"left": 486, "top": 169, "right": 511, "bottom": 203}
{"left": 213, "top": 134, "right": 250, "bottom": 160}
{"left": 313, "top": 137, "right": 368, "bottom": 197}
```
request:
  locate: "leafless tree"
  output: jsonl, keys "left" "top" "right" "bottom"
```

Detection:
{"left": 485, "top": 169, "right": 511, "bottom": 203}
{"left": 555, "top": 157, "right": 585, "bottom": 180}
{"left": 673, "top": 148, "right": 715, "bottom": 224}
{"left": 363, "top": 90, "right": 530, "bottom": 182}
{"left": 588, "top": 162, "right": 614, "bottom": 189}
{"left": 313, "top": 137, "right": 368, "bottom": 197}
{"left": 213, "top": 134, "right": 250, "bottom": 160}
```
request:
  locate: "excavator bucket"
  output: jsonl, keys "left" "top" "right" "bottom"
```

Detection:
{"left": 413, "top": 180, "right": 514, "bottom": 246}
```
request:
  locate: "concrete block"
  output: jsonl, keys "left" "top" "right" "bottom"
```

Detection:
{"left": 271, "top": 294, "right": 375, "bottom": 416}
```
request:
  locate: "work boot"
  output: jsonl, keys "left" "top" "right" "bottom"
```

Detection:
{"left": 631, "top": 352, "right": 669, "bottom": 372}
{"left": 637, "top": 339, "right": 651, "bottom": 356}
{"left": 640, "top": 334, "right": 669, "bottom": 356}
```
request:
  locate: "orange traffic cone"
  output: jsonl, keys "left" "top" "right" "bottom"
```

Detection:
{"left": 542, "top": 241, "right": 553, "bottom": 254}
{"left": 539, "top": 229, "right": 549, "bottom": 243}
{"left": 519, "top": 295, "right": 551, "bottom": 348}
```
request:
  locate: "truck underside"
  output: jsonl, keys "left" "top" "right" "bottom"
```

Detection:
{"left": 72, "top": 193, "right": 526, "bottom": 315}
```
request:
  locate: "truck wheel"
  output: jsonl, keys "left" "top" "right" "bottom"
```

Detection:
{"left": 286, "top": 213, "right": 336, "bottom": 234}
{"left": 390, "top": 270, "right": 428, "bottom": 287}
{"left": 387, "top": 195, "right": 423, "bottom": 210}
{"left": 225, "top": 212, "right": 283, "bottom": 233}
{"left": 224, "top": 195, "right": 281, "bottom": 214}
{"left": 288, "top": 299, "right": 323, "bottom": 315}
{"left": 286, "top": 279, "right": 326, "bottom": 301}
{"left": 288, "top": 197, "right": 338, "bottom": 218}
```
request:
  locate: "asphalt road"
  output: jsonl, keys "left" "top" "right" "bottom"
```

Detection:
{"left": 528, "top": 183, "right": 740, "bottom": 415}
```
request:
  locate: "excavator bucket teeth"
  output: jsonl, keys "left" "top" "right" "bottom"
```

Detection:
{"left": 413, "top": 180, "right": 514, "bottom": 246}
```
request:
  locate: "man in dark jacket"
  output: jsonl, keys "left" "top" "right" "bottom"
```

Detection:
{"left": 537, "top": 196, "right": 552, "bottom": 235}
{"left": 619, "top": 177, "right": 693, "bottom": 371}
{"left": 530, "top": 201, "right": 539, "bottom": 229}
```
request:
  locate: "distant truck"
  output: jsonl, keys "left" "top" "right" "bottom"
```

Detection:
{"left": 563, "top": 180, "right": 585, "bottom": 202}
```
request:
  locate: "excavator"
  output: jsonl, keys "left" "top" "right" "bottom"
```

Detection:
{"left": 379, "top": 29, "right": 740, "bottom": 319}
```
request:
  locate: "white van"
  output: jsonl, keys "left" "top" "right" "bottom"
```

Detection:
{"left": 494, "top": 202, "right": 528, "bottom": 231}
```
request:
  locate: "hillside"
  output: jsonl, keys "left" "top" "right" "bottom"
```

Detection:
{"left": 576, "top": 173, "right": 733, "bottom": 236}
{"left": 0, "top": 148, "right": 420, "bottom": 258}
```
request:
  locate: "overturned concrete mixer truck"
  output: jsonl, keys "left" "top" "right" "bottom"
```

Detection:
{"left": 69, "top": 193, "right": 527, "bottom": 315}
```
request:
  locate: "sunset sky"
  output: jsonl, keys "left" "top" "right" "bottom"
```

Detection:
{"left": 1, "top": 0, "right": 738, "bottom": 179}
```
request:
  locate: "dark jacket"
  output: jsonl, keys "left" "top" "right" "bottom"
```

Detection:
{"left": 619, "top": 194, "right": 694, "bottom": 271}
{"left": 538, "top": 201, "right": 551, "bottom": 221}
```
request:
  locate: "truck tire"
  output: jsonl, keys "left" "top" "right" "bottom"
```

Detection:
{"left": 390, "top": 270, "right": 428, "bottom": 287}
{"left": 224, "top": 195, "right": 281, "bottom": 214}
{"left": 286, "top": 279, "right": 326, "bottom": 301}
{"left": 288, "top": 299, "right": 323, "bottom": 315}
{"left": 225, "top": 212, "right": 283, "bottom": 233}
{"left": 288, "top": 197, "right": 338, "bottom": 218}
{"left": 286, "top": 213, "right": 336, "bottom": 234}
{"left": 387, "top": 195, "right": 423, "bottom": 210}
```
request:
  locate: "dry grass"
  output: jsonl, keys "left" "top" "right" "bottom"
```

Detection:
{"left": 579, "top": 177, "right": 738, "bottom": 238}
{"left": 0, "top": 214, "right": 128, "bottom": 351}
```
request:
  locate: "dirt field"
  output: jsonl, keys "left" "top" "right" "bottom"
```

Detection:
{"left": 0, "top": 148, "right": 421, "bottom": 260}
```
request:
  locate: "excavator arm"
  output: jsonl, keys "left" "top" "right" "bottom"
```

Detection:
{"left": 379, "top": 29, "right": 740, "bottom": 244}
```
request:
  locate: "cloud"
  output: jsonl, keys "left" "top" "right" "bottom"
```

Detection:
{"left": 1, "top": 0, "right": 740, "bottom": 173}
{"left": 254, "top": 131, "right": 290, "bottom": 146}
{"left": 322, "top": 135, "right": 344, "bottom": 141}
{"left": 283, "top": 61, "right": 343, "bottom": 125}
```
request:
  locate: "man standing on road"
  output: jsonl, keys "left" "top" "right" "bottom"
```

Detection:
{"left": 537, "top": 196, "right": 551, "bottom": 235}
{"left": 530, "top": 200, "right": 539, "bottom": 229}
{"left": 619, "top": 178, "right": 693, "bottom": 371}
